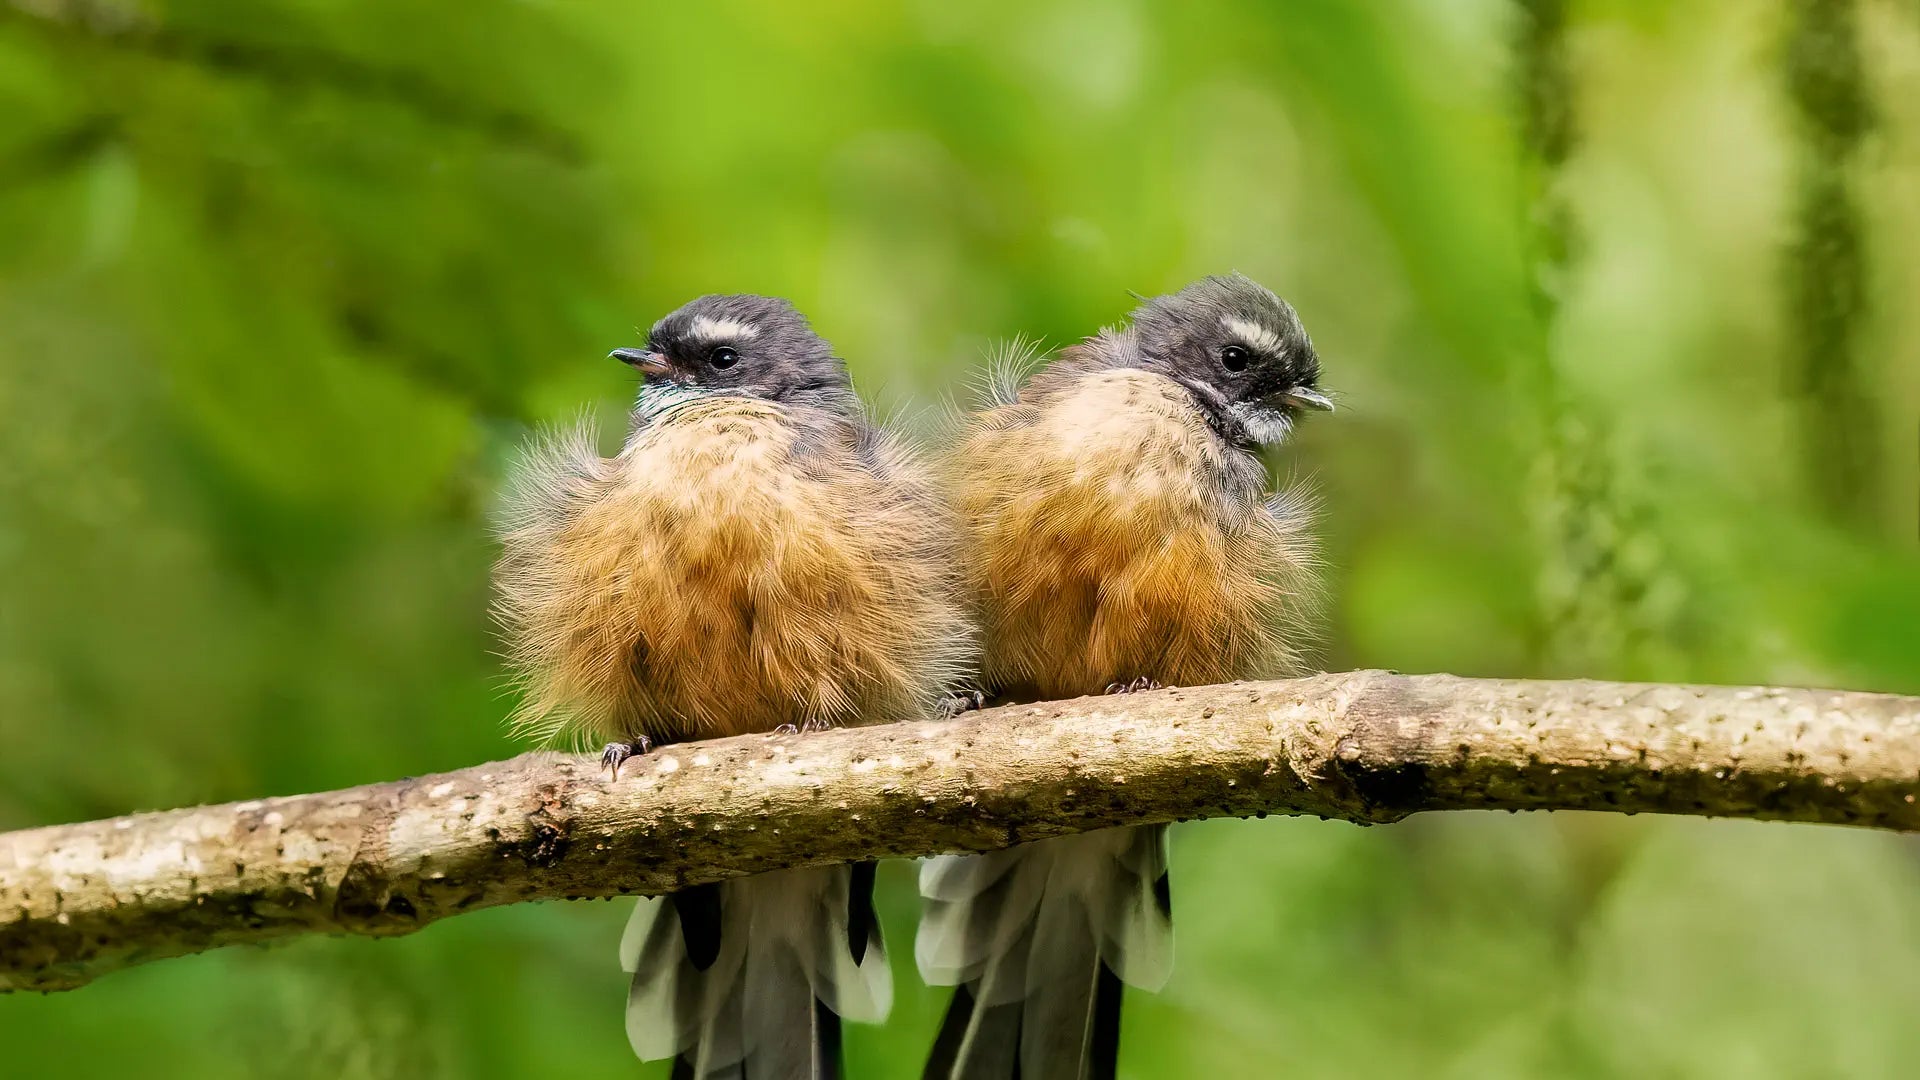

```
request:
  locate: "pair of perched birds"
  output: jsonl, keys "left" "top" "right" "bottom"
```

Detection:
{"left": 493, "top": 274, "right": 1333, "bottom": 1079}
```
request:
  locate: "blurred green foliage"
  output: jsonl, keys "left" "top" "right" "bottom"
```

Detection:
{"left": 4, "top": 0, "right": 1919, "bottom": 1076}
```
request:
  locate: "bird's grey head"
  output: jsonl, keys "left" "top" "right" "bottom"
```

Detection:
{"left": 1128, "top": 273, "right": 1332, "bottom": 446}
{"left": 612, "top": 294, "right": 853, "bottom": 414}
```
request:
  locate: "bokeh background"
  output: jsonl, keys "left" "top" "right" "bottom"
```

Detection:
{"left": 5, "top": 0, "right": 1920, "bottom": 1076}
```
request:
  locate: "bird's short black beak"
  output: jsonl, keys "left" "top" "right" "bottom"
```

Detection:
{"left": 610, "top": 348, "right": 670, "bottom": 376}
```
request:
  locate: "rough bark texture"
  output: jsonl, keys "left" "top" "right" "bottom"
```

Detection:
{"left": 5, "top": 671, "right": 1919, "bottom": 993}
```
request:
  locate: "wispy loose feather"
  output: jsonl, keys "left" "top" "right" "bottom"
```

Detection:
{"left": 972, "top": 334, "right": 1050, "bottom": 409}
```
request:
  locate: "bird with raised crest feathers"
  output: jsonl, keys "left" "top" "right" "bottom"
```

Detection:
{"left": 918, "top": 273, "right": 1330, "bottom": 1080}
{"left": 492, "top": 294, "right": 975, "bottom": 1080}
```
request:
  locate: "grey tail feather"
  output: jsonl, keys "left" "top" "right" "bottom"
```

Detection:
{"left": 814, "top": 998, "right": 844, "bottom": 1080}
{"left": 679, "top": 998, "right": 843, "bottom": 1080}
{"left": 920, "top": 924, "right": 1126, "bottom": 1080}
{"left": 924, "top": 983, "right": 1024, "bottom": 1080}
{"left": 923, "top": 983, "right": 979, "bottom": 1079}
{"left": 917, "top": 826, "right": 1171, "bottom": 1079}
{"left": 1089, "top": 963, "right": 1123, "bottom": 1080}
{"left": 848, "top": 862, "right": 877, "bottom": 966}
{"left": 626, "top": 864, "right": 890, "bottom": 1080}
{"left": 674, "top": 883, "right": 725, "bottom": 970}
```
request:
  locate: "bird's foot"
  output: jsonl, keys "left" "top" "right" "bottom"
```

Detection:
{"left": 600, "top": 735, "right": 653, "bottom": 779}
{"left": 1104, "top": 677, "right": 1165, "bottom": 695}
{"left": 771, "top": 717, "right": 835, "bottom": 737}
{"left": 938, "top": 689, "right": 989, "bottom": 719}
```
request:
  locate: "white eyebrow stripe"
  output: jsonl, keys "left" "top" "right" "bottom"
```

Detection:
{"left": 690, "top": 315, "right": 761, "bottom": 341}
{"left": 1222, "top": 316, "right": 1283, "bottom": 356}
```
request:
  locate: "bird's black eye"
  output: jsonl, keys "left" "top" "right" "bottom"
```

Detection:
{"left": 1220, "top": 344, "right": 1250, "bottom": 372}
{"left": 708, "top": 345, "right": 739, "bottom": 369}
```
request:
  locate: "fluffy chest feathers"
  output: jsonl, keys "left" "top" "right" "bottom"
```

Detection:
{"left": 494, "top": 396, "right": 969, "bottom": 746}
{"left": 953, "top": 368, "right": 1317, "bottom": 698}
{"left": 608, "top": 400, "right": 811, "bottom": 561}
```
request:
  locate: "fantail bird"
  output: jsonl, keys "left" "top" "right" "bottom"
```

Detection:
{"left": 916, "top": 273, "right": 1330, "bottom": 1080}
{"left": 492, "top": 294, "right": 975, "bottom": 1079}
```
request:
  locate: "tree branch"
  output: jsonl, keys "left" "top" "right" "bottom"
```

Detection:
{"left": 5, "top": 671, "right": 1918, "bottom": 993}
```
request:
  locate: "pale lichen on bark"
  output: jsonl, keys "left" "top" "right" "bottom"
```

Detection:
{"left": 4, "top": 671, "right": 1919, "bottom": 993}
